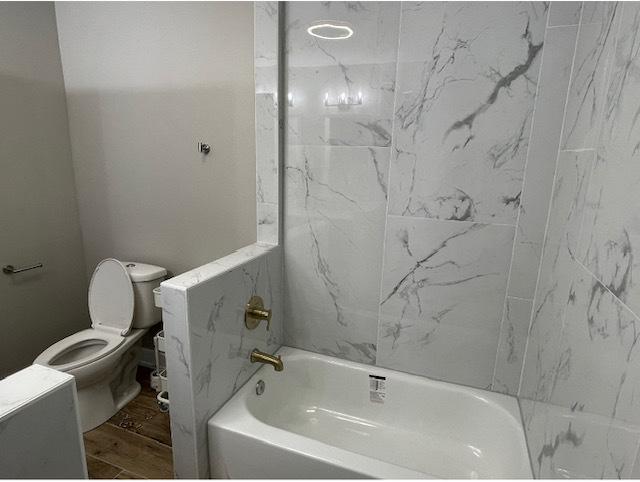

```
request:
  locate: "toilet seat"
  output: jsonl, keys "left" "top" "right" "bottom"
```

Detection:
{"left": 34, "top": 258, "right": 137, "bottom": 373}
{"left": 34, "top": 328, "right": 125, "bottom": 372}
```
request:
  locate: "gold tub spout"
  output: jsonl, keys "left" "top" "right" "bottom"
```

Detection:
{"left": 250, "top": 349, "right": 283, "bottom": 371}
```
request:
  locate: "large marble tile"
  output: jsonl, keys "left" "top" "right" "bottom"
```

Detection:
{"left": 520, "top": 150, "right": 594, "bottom": 401}
{"left": 388, "top": 2, "right": 547, "bottom": 225}
{"left": 520, "top": 398, "right": 640, "bottom": 478}
{"left": 0, "top": 366, "right": 86, "bottom": 479}
{"left": 547, "top": 263, "right": 640, "bottom": 424}
{"left": 581, "top": 1, "right": 618, "bottom": 26}
{"left": 284, "top": 145, "right": 389, "bottom": 364}
{"left": 376, "top": 217, "right": 514, "bottom": 388}
{"left": 287, "top": 63, "right": 396, "bottom": 147}
{"left": 508, "top": 26, "right": 578, "bottom": 299}
{"left": 548, "top": 2, "right": 582, "bottom": 27}
{"left": 286, "top": 2, "right": 400, "bottom": 147}
{"left": 561, "top": 4, "right": 619, "bottom": 150}
{"left": 492, "top": 296, "right": 532, "bottom": 395}
{"left": 578, "top": 3, "right": 640, "bottom": 321}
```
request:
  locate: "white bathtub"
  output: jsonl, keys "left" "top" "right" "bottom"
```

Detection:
{"left": 208, "top": 347, "right": 532, "bottom": 479}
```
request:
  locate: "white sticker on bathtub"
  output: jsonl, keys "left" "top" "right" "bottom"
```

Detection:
{"left": 369, "top": 375, "right": 386, "bottom": 403}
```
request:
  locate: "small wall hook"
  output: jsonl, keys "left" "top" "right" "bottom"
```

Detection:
{"left": 198, "top": 142, "right": 211, "bottom": 155}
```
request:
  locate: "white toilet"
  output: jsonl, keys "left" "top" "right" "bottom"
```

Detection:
{"left": 34, "top": 258, "right": 167, "bottom": 432}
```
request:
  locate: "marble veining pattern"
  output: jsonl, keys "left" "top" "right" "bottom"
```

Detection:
{"left": 548, "top": 2, "right": 582, "bottom": 27}
{"left": 188, "top": 247, "right": 282, "bottom": 477}
{"left": 520, "top": 398, "right": 640, "bottom": 478}
{"left": 162, "top": 245, "right": 282, "bottom": 478}
{"left": 507, "top": 25, "right": 578, "bottom": 299}
{"left": 388, "top": 2, "right": 547, "bottom": 225}
{"left": 579, "top": 3, "right": 640, "bottom": 319}
{"left": 284, "top": 145, "right": 389, "bottom": 364}
{"left": 548, "top": 264, "right": 640, "bottom": 425}
{"left": 520, "top": 150, "right": 594, "bottom": 402}
{"left": 492, "top": 296, "right": 533, "bottom": 395}
{"left": 161, "top": 4, "right": 282, "bottom": 478}
{"left": 286, "top": 2, "right": 400, "bottom": 148}
{"left": 519, "top": 4, "right": 640, "bottom": 477}
{"left": 561, "top": 3, "right": 618, "bottom": 150}
{"left": 376, "top": 216, "right": 514, "bottom": 388}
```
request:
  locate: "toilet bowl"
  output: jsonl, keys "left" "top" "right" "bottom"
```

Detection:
{"left": 34, "top": 258, "right": 166, "bottom": 432}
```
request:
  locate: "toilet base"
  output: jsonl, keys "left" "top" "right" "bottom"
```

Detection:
{"left": 78, "top": 380, "right": 141, "bottom": 432}
{"left": 77, "top": 344, "right": 143, "bottom": 432}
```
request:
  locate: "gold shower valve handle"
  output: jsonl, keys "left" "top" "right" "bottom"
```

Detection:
{"left": 245, "top": 295, "right": 272, "bottom": 330}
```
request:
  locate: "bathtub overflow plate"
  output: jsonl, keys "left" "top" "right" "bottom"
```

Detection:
{"left": 255, "top": 379, "right": 265, "bottom": 396}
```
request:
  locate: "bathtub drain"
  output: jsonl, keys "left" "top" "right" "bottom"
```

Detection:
{"left": 255, "top": 379, "right": 265, "bottom": 396}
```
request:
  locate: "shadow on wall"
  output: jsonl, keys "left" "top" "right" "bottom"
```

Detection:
{"left": 65, "top": 84, "right": 256, "bottom": 278}
{"left": 0, "top": 73, "right": 89, "bottom": 377}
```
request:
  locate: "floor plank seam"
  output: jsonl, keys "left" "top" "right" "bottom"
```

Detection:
{"left": 86, "top": 454, "right": 148, "bottom": 480}
{"left": 104, "top": 420, "right": 172, "bottom": 448}
{"left": 104, "top": 422, "right": 173, "bottom": 450}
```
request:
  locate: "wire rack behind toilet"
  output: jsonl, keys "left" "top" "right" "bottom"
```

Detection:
{"left": 151, "top": 287, "right": 170, "bottom": 412}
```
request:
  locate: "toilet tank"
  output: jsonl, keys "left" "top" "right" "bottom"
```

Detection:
{"left": 123, "top": 262, "right": 167, "bottom": 329}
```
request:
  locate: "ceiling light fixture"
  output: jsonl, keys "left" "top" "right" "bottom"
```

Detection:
{"left": 307, "top": 22, "right": 354, "bottom": 40}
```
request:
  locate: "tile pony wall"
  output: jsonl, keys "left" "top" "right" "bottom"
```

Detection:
{"left": 518, "top": 2, "right": 640, "bottom": 477}
{"left": 284, "top": 1, "right": 554, "bottom": 391}
{"left": 0, "top": 365, "right": 87, "bottom": 478}
{"left": 162, "top": 3, "right": 281, "bottom": 478}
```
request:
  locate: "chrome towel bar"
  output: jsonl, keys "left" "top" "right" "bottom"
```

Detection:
{"left": 2, "top": 263, "right": 43, "bottom": 275}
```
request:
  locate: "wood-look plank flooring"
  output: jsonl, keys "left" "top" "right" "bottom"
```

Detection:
{"left": 83, "top": 367, "right": 173, "bottom": 479}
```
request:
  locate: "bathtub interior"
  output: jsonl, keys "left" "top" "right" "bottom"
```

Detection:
{"left": 242, "top": 348, "right": 532, "bottom": 478}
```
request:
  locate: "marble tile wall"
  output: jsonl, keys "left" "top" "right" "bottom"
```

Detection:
{"left": 163, "top": 244, "right": 283, "bottom": 478}
{"left": 520, "top": 398, "right": 640, "bottom": 478}
{"left": 284, "top": 2, "right": 555, "bottom": 391}
{"left": 0, "top": 365, "right": 87, "bottom": 478}
{"left": 518, "top": 1, "right": 640, "bottom": 476}
{"left": 284, "top": 1, "right": 400, "bottom": 363}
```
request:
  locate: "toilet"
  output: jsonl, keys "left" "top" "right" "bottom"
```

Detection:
{"left": 34, "top": 258, "right": 167, "bottom": 432}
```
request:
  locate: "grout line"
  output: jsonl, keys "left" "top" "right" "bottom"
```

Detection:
{"left": 374, "top": 1, "right": 405, "bottom": 367}
{"left": 574, "top": 257, "right": 640, "bottom": 322}
{"left": 559, "top": 147, "right": 597, "bottom": 153}
{"left": 546, "top": 23, "right": 581, "bottom": 29}
{"left": 492, "top": 9, "right": 553, "bottom": 392}
{"left": 518, "top": 15, "right": 582, "bottom": 397}
{"left": 112, "top": 469, "right": 124, "bottom": 479}
{"left": 507, "top": 295, "right": 535, "bottom": 303}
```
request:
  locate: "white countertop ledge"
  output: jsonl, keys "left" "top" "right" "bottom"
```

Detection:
{"left": 162, "top": 242, "right": 277, "bottom": 292}
{"left": 0, "top": 364, "right": 74, "bottom": 421}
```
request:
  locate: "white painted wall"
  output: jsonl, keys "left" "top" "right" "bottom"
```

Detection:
{"left": 0, "top": 2, "right": 89, "bottom": 378}
{"left": 55, "top": 2, "right": 256, "bottom": 276}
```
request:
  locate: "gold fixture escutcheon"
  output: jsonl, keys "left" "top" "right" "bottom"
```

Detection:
{"left": 245, "top": 295, "right": 272, "bottom": 330}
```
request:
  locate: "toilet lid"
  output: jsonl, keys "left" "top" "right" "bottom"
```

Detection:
{"left": 88, "top": 259, "right": 134, "bottom": 335}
